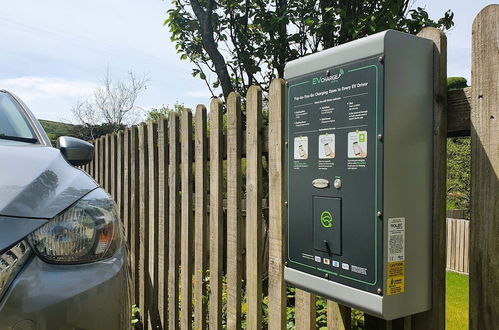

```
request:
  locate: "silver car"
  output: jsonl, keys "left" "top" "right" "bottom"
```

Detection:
{"left": 0, "top": 90, "right": 130, "bottom": 329}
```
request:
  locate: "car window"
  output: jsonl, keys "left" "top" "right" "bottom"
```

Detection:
{"left": 0, "top": 93, "right": 37, "bottom": 141}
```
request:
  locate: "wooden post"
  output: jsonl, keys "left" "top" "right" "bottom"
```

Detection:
{"left": 327, "top": 301, "right": 351, "bottom": 330}
{"left": 168, "top": 113, "right": 181, "bottom": 330}
{"left": 194, "top": 105, "right": 208, "bottom": 330}
{"left": 268, "top": 79, "right": 287, "bottom": 330}
{"left": 209, "top": 98, "right": 224, "bottom": 330}
{"left": 147, "top": 120, "right": 159, "bottom": 328}
{"left": 410, "top": 27, "right": 448, "bottom": 330}
{"left": 226, "top": 93, "right": 243, "bottom": 330}
{"left": 180, "top": 109, "right": 193, "bottom": 329}
{"left": 470, "top": 5, "right": 499, "bottom": 329}
{"left": 246, "top": 86, "right": 263, "bottom": 330}
{"left": 157, "top": 117, "right": 169, "bottom": 328}
{"left": 295, "top": 289, "right": 316, "bottom": 329}
{"left": 138, "top": 123, "right": 150, "bottom": 329}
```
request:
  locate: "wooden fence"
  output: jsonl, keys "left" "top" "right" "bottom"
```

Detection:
{"left": 81, "top": 5, "right": 498, "bottom": 330}
{"left": 446, "top": 218, "right": 469, "bottom": 274}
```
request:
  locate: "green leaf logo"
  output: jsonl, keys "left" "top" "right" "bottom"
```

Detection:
{"left": 320, "top": 211, "right": 333, "bottom": 228}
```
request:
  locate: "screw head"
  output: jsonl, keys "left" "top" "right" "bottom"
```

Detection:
{"left": 333, "top": 179, "right": 342, "bottom": 189}
{"left": 285, "top": 81, "right": 289, "bottom": 87}
{"left": 325, "top": 273, "right": 329, "bottom": 279}
{"left": 326, "top": 70, "right": 331, "bottom": 76}
{"left": 377, "top": 211, "right": 382, "bottom": 217}
{"left": 285, "top": 201, "right": 288, "bottom": 207}
{"left": 378, "top": 56, "right": 384, "bottom": 64}
{"left": 377, "top": 134, "right": 383, "bottom": 141}
{"left": 285, "top": 261, "right": 288, "bottom": 266}
{"left": 377, "top": 288, "right": 382, "bottom": 295}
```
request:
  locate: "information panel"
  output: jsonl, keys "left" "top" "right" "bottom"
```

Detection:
{"left": 286, "top": 55, "right": 384, "bottom": 294}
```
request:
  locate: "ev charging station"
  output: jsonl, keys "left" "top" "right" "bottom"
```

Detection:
{"left": 284, "top": 30, "right": 434, "bottom": 320}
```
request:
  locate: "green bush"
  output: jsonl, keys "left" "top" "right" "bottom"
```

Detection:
{"left": 447, "top": 77, "right": 468, "bottom": 90}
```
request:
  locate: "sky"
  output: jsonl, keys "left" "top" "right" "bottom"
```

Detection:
{"left": 0, "top": 0, "right": 496, "bottom": 121}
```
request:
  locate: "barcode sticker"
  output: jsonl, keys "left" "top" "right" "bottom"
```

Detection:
{"left": 388, "top": 217, "right": 405, "bottom": 262}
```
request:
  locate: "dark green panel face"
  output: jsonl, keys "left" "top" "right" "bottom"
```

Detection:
{"left": 285, "top": 55, "right": 384, "bottom": 294}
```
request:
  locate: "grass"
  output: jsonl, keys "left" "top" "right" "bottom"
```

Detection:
{"left": 132, "top": 271, "right": 469, "bottom": 329}
{"left": 446, "top": 271, "right": 469, "bottom": 330}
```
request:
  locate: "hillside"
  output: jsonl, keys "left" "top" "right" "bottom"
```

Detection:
{"left": 38, "top": 119, "right": 78, "bottom": 145}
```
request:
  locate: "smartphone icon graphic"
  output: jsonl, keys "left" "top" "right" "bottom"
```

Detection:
{"left": 298, "top": 145, "right": 305, "bottom": 157}
{"left": 324, "top": 143, "right": 332, "bottom": 157}
{"left": 348, "top": 131, "right": 367, "bottom": 158}
{"left": 353, "top": 141, "right": 361, "bottom": 155}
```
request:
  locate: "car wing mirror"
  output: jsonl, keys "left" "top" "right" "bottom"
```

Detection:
{"left": 56, "top": 136, "right": 94, "bottom": 166}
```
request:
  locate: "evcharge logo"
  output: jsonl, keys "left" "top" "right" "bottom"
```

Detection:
{"left": 312, "top": 69, "right": 345, "bottom": 85}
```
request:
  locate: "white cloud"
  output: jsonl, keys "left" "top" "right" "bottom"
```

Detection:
{"left": 0, "top": 76, "right": 96, "bottom": 102}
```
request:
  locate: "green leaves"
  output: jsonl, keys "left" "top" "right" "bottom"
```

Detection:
{"left": 163, "top": 0, "right": 454, "bottom": 96}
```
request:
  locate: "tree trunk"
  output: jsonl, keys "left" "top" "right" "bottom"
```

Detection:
{"left": 190, "top": 0, "right": 234, "bottom": 100}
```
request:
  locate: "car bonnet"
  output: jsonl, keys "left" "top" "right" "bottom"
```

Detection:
{"left": 0, "top": 141, "right": 97, "bottom": 251}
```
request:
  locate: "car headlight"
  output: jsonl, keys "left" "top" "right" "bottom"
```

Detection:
{"left": 28, "top": 188, "right": 122, "bottom": 264}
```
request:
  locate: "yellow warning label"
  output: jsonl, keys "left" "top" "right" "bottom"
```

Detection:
{"left": 388, "top": 261, "right": 405, "bottom": 277}
{"left": 387, "top": 276, "right": 405, "bottom": 295}
{"left": 387, "top": 261, "right": 405, "bottom": 295}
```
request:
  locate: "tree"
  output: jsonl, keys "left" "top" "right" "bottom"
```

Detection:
{"left": 70, "top": 69, "right": 148, "bottom": 139}
{"left": 165, "top": 0, "right": 454, "bottom": 99}
{"left": 447, "top": 77, "right": 468, "bottom": 90}
{"left": 146, "top": 102, "right": 188, "bottom": 121}
{"left": 446, "top": 77, "right": 470, "bottom": 218}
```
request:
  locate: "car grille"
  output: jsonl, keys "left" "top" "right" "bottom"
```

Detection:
{"left": 0, "top": 241, "right": 31, "bottom": 301}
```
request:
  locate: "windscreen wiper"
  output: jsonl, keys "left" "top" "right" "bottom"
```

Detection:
{"left": 0, "top": 134, "right": 38, "bottom": 143}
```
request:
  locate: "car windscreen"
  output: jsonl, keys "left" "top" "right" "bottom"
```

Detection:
{"left": 0, "top": 93, "right": 38, "bottom": 142}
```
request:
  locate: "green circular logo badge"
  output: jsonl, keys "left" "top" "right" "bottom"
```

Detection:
{"left": 320, "top": 211, "right": 333, "bottom": 228}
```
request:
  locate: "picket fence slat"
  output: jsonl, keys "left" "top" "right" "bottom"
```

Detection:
{"left": 458, "top": 220, "right": 464, "bottom": 272}
{"left": 105, "top": 134, "right": 111, "bottom": 192}
{"left": 110, "top": 133, "right": 117, "bottom": 201}
{"left": 226, "top": 93, "right": 243, "bottom": 330}
{"left": 268, "top": 79, "right": 286, "bottom": 330}
{"left": 180, "top": 110, "right": 193, "bottom": 329}
{"left": 327, "top": 301, "right": 351, "bottom": 330}
{"left": 95, "top": 137, "right": 100, "bottom": 185}
{"left": 147, "top": 120, "right": 159, "bottom": 328}
{"left": 209, "top": 98, "right": 225, "bottom": 330}
{"left": 296, "top": 289, "right": 316, "bottom": 329}
{"left": 194, "top": 105, "right": 208, "bottom": 330}
{"left": 157, "top": 117, "right": 169, "bottom": 328}
{"left": 464, "top": 220, "right": 469, "bottom": 274}
{"left": 129, "top": 127, "right": 140, "bottom": 305}
{"left": 246, "top": 86, "right": 263, "bottom": 330}
{"left": 100, "top": 136, "right": 105, "bottom": 187}
{"left": 168, "top": 113, "right": 181, "bottom": 330}
{"left": 117, "top": 131, "right": 124, "bottom": 223}
{"left": 138, "top": 123, "right": 150, "bottom": 329}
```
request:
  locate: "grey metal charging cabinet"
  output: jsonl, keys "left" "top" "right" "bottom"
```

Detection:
{"left": 284, "top": 30, "right": 433, "bottom": 320}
